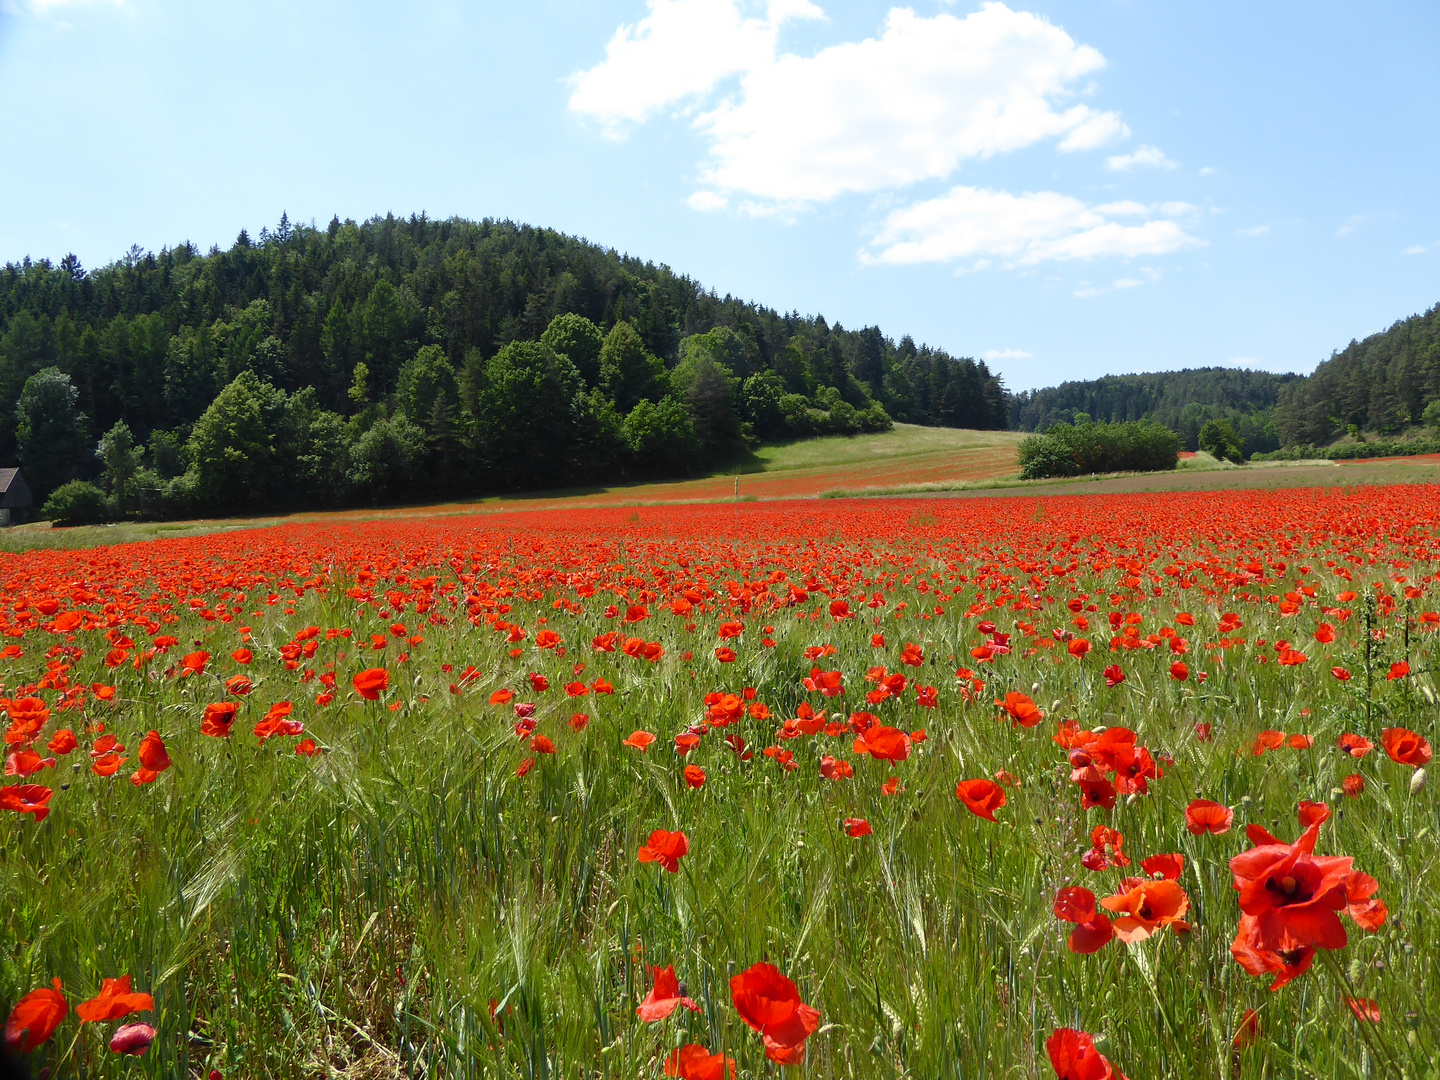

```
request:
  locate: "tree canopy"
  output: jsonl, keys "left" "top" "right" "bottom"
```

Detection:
{"left": 0, "top": 213, "right": 1009, "bottom": 517}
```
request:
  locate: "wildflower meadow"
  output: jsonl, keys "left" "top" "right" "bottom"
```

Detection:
{"left": 2, "top": 486, "right": 1437, "bottom": 1079}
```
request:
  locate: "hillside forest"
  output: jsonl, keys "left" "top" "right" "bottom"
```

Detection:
{"left": 1013, "top": 302, "right": 1440, "bottom": 458}
{"left": 0, "top": 213, "right": 1008, "bottom": 521}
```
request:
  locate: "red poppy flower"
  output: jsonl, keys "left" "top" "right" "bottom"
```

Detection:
{"left": 844, "top": 817, "right": 872, "bottom": 837}
{"left": 1102, "top": 664, "right": 1125, "bottom": 688}
{"left": 664, "top": 1044, "right": 736, "bottom": 1080}
{"left": 1100, "top": 878, "right": 1189, "bottom": 942}
{"left": 1345, "top": 997, "right": 1380, "bottom": 1022}
{"left": 1169, "top": 661, "right": 1189, "bottom": 681}
{"left": 353, "top": 668, "right": 390, "bottom": 700}
{"left": 47, "top": 729, "right": 78, "bottom": 755}
{"left": 1184, "top": 799, "right": 1233, "bottom": 835}
{"left": 638, "top": 829, "right": 689, "bottom": 872}
{"left": 1331, "top": 666, "right": 1351, "bottom": 681}
{"left": 636, "top": 965, "right": 701, "bottom": 1022}
{"left": 76, "top": 975, "right": 153, "bottom": 1022}
{"left": 1053, "top": 886, "right": 1115, "bottom": 954}
{"left": 852, "top": 725, "right": 911, "bottom": 762}
{"left": 1141, "top": 853, "right": 1184, "bottom": 881}
{"left": 137, "top": 731, "right": 171, "bottom": 774}
{"left": 531, "top": 735, "right": 556, "bottom": 755}
{"left": 997, "top": 691, "right": 1043, "bottom": 728}
{"left": 1338, "top": 733, "right": 1372, "bottom": 759}
{"left": 201, "top": 702, "right": 238, "bottom": 738}
{"left": 819, "top": 755, "right": 853, "bottom": 780}
{"left": 91, "top": 752, "right": 127, "bottom": 777}
{"left": 729, "top": 962, "right": 820, "bottom": 1065}
{"left": 1233, "top": 1009, "right": 1260, "bottom": 1049}
{"left": 1297, "top": 801, "right": 1331, "bottom": 827}
{"left": 296, "top": 739, "right": 321, "bottom": 757}
{"left": 1343, "top": 774, "right": 1365, "bottom": 798}
{"left": 1387, "top": 661, "right": 1409, "bottom": 681}
{"left": 1045, "top": 1028, "right": 1125, "bottom": 1080}
{"left": 1381, "top": 727, "right": 1432, "bottom": 766}
{"left": 1230, "top": 822, "right": 1357, "bottom": 957}
{"left": 180, "top": 651, "right": 209, "bottom": 676}
{"left": 1067, "top": 638, "right": 1091, "bottom": 659}
{"left": 683, "top": 764, "right": 706, "bottom": 788}
{"left": 624, "top": 730, "right": 656, "bottom": 752}
{"left": 569, "top": 713, "right": 590, "bottom": 731}
{"left": 4, "top": 978, "right": 67, "bottom": 1053}
{"left": 955, "top": 778, "right": 1006, "bottom": 821}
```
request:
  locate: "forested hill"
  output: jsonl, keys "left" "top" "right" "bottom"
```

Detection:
{"left": 0, "top": 213, "right": 1007, "bottom": 519}
{"left": 1010, "top": 367, "right": 1299, "bottom": 455}
{"left": 1273, "top": 303, "right": 1440, "bottom": 445}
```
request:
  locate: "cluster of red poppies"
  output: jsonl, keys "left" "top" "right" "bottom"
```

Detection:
{"left": 3, "top": 485, "right": 1439, "bottom": 1073}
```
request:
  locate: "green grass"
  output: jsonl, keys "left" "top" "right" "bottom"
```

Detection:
{"left": 745, "top": 424, "right": 1024, "bottom": 473}
{"left": 1, "top": 517, "right": 1435, "bottom": 1079}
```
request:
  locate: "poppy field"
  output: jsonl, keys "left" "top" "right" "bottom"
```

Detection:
{"left": 2, "top": 486, "right": 1438, "bottom": 1079}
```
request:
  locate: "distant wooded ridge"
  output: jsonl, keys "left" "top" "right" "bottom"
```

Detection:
{"left": 1013, "top": 300, "right": 1440, "bottom": 458}
{"left": 0, "top": 213, "right": 1007, "bottom": 521}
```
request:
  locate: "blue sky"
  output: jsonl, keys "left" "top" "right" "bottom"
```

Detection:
{"left": 1, "top": 0, "right": 1437, "bottom": 390}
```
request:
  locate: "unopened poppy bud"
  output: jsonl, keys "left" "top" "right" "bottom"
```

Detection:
{"left": 1410, "top": 767, "right": 1427, "bottom": 793}
{"left": 1031, "top": 682, "right": 1040, "bottom": 693}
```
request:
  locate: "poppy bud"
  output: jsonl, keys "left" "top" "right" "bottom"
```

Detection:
{"left": 109, "top": 1023, "right": 157, "bottom": 1056}
{"left": 1411, "top": 767, "right": 1427, "bottom": 793}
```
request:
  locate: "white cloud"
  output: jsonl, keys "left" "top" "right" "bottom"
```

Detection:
{"left": 866, "top": 186, "right": 1203, "bottom": 266}
{"left": 985, "top": 348, "right": 1033, "bottom": 360}
{"left": 1104, "top": 144, "right": 1176, "bottom": 172}
{"left": 1337, "top": 215, "right": 1366, "bottom": 237}
{"left": 572, "top": 1, "right": 1130, "bottom": 207}
{"left": 2, "top": 0, "right": 124, "bottom": 12}
{"left": 1198, "top": 166, "right": 1216, "bottom": 176}
{"left": 1072, "top": 266, "right": 1161, "bottom": 298}
{"left": 1403, "top": 243, "right": 1430, "bottom": 256}
{"left": 1237, "top": 225, "right": 1270, "bottom": 236}
{"left": 686, "top": 190, "right": 730, "bottom": 212}
{"left": 567, "top": 0, "right": 822, "bottom": 135}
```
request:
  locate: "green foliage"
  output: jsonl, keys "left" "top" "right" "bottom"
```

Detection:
{"left": 185, "top": 371, "right": 288, "bottom": 508}
{"left": 599, "top": 320, "right": 668, "bottom": 413}
{"left": 671, "top": 344, "right": 742, "bottom": 458}
{"left": 16, "top": 367, "right": 90, "bottom": 497}
{"left": 396, "top": 344, "right": 459, "bottom": 425}
{"left": 541, "top": 313, "right": 604, "bottom": 387}
{"left": 1018, "top": 419, "right": 1180, "bottom": 479}
{"left": 623, "top": 396, "right": 702, "bottom": 475}
{"left": 346, "top": 413, "right": 426, "bottom": 503}
{"left": 1253, "top": 438, "right": 1440, "bottom": 462}
{"left": 0, "top": 214, "right": 1011, "bottom": 514}
{"left": 1424, "top": 400, "right": 1440, "bottom": 432}
{"left": 96, "top": 420, "right": 144, "bottom": 511}
{"left": 40, "top": 478, "right": 109, "bottom": 525}
{"left": 1198, "top": 418, "right": 1244, "bottom": 463}
{"left": 479, "top": 341, "right": 585, "bottom": 489}
{"left": 1275, "top": 303, "right": 1440, "bottom": 443}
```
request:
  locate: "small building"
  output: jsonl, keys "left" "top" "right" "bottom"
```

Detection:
{"left": 0, "top": 468, "right": 34, "bottom": 526}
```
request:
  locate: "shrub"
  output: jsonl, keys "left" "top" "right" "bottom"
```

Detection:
{"left": 41, "top": 480, "right": 112, "bottom": 526}
{"left": 1019, "top": 420, "right": 1180, "bottom": 479}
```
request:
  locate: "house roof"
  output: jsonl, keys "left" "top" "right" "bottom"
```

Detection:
{"left": 0, "top": 468, "right": 33, "bottom": 507}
